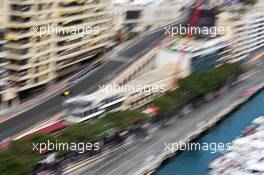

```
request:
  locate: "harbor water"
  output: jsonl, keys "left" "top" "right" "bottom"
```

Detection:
{"left": 156, "top": 90, "right": 264, "bottom": 175}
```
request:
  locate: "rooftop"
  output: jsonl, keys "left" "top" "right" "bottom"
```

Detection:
{"left": 127, "top": 64, "right": 175, "bottom": 86}
{"left": 167, "top": 36, "right": 228, "bottom": 54}
{"left": 112, "top": 0, "right": 165, "bottom": 6}
{"left": 65, "top": 64, "right": 175, "bottom": 110}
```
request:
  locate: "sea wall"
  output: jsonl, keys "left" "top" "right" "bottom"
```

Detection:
{"left": 134, "top": 82, "right": 264, "bottom": 175}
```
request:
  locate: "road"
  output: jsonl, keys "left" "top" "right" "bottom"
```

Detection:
{"left": 66, "top": 58, "right": 264, "bottom": 175}
{"left": 0, "top": 18, "right": 188, "bottom": 141}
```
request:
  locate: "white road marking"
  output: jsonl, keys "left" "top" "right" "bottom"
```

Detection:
{"left": 111, "top": 56, "right": 134, "bottom": 63}
{"left": 106, "top": 139, "right": 167, "bottom": 175}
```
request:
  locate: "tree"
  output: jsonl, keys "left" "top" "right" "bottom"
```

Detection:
{"left": 153, "top": 93, "right": 178, "bottom": 117}
{"left": 59, "top": 110, "right": 149, "bottom": 143}
{"left": 153, "top": 63, "right": 245, "bottom": 118}
{"left": 0, "top": 140, "right": 43, "bottom": 175}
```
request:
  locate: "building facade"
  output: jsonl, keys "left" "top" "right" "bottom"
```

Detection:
{"left": 65, "top": 64, "right": 175, "bottom": 123}
{"left": 111, "top": 1, "right": 189, "bottom": 33}
{"left": 156, "top": 36, "right": 229, "bottom": 77}
{"left": 1, "top": 0, "right": 113, "bottom": 100}
{"left": 216, "top": 2, "right": 264, "bottom": 63}
{"left": 0, "top": 2, "right": 18, "bottom": 109}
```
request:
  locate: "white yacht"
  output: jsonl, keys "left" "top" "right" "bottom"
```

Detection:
{"left": 209, "top": 116, "right": 264, "bottom": 175}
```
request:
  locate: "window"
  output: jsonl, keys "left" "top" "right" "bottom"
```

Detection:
{"left": 38, "top": 4, "right": 44, "bottom": 11}
{"left": 126, "top": 10, "right": 141, "bottom": 20}
{"left": 105, "top": 102, "right": 122, "bottom": 112}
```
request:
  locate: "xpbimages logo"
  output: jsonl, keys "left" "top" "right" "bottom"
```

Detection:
{"left": 164, "top": 24, "right": 232, "bottom": 38}
{"left": 32, "top": 24, "right": 100, "bottom": 37}
{"left": 164, "top": 141, "right": 231, "bottom": 154}
{"left": 32, "top": 140, "right": 100, "bottom": 153}
{"left": 99, "top": 82, "right": 166, "bottom": 96}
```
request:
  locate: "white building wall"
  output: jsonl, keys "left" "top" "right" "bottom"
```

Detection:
{"left": 142, "top": 6, "right": 186, "bottom": 25}
{"left": 155, "top": 50, "right": 191, "bottom": 78}
{"left": 217, "top": 7, "right": 264, "bottom": 63}
{"left": 112, "top": 1, "right": 190, "bottom": 31}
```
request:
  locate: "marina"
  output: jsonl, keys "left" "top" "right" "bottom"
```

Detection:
{"left": 209, "top": 116, "right": 264, "bottom": 175}
{"left": 155, "top": 87, "right": 264, "bottom": 175}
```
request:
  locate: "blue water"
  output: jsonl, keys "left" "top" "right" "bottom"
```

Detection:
{"left": 156, "top": 90, "right": 264, "bottom": 175}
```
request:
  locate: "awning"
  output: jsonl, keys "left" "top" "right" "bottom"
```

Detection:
{"left": 143, "top": 107, "right": 159, "bottom": 116}
{"left": 78, "top": 0, "right": 86, "bottom": 3}
{"left": 61, "top": 0, "right": 84, "bottom": 5}
{"left": 0, "top": 140, "right": 11, "bottom": 150}
{"left": 5, "top": 33, "right": 21, "bottom": 41}
{"left": 23, "top": 120, "right": 69, "bottom": 139}
{"left": 62, "top": 20, "right": 73, "bottom": 25}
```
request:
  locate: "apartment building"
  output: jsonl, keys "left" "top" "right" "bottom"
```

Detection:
{"left": 0, "top": 2, "right": 19, "bottom": 109}
{"left": 156, "top": 36, "right": 229, "bottom": 78}
{"left": 1, "top": 0, "right": 113, "bottom": 99}
{"left": 216, "top": 2, "right": 264, "bottom": 63}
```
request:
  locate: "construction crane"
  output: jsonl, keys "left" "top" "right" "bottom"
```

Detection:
{"left": 172, "top": 0, "right": 206, "bottom": 88}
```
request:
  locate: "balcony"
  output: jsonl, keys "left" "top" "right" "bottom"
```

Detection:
{"left": 6, "top": 36, "right": 32, "bottom": 47}
{"left": 9, "top": 48, "right": 29, "bottom": 55}
{"left": 0, "top": 51, "right": 7, "bottom": 60}
{"left": 93, "top": 7, "right": 104, "bottom": 13}
{"left": 18, "top": 76, "right": 52, "bottom": 91}
{"left": 59, "top": 19, "right": 84, "bottom": 27}
{"left": 11, "top": 4, "right": 31, "bottom": 12}
{"left": 6, "top": 62, "right": 29, "bottom": 70}
{"left": 5, "top": 33, "right": 23, "bottom": 41}
{"left": 59, "top": 1, "right": 84, "bottom": 7}
{"left": 0, "top": 79, "right": 9, "bottom": 93}
{"left": 9, "top": 27, "right": 30, "bottom": 34}
{"left": 10, "top": 70, "right": 28, "bottom": 76}
{"left": 18, "top": 80, "right": 28, "bottom": 87}
{"left": 58, "top": 8, "right": 85, "bottom": 17}
{"left": 0, "top": 44, "right": 6, "bottom": 52}
{"left": 57, "top": 50, "right": 97, "bottom": 69}
{"left": 8, "top": 69, "right": 31, "bottom": 81}
{"left": 0, "top": 57, "right": 8, "bottom": 67}
{"left": 0, "top": 31, "right": 5, "bottom": 41}
{"left": 57, "top": 38, "right": 82, "bottom": 47}
{"left": 9, "top": 60, "right": 28, "bottom": 66}
{"left": 57, "top": 1, "right": 107, "bottom": 16}
{"left": 57, "top": 47, "right": 81, "bottom": 56}
{"left": 10, "top": 16, "right": 31, "bottom": 23}
{"left": 58, "top": 41, "right": 106, "bottom": 61}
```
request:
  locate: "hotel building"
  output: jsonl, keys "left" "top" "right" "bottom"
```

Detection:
{"left": 0, "top": 2, "right": 18, "bottom": 109}
{"left": 156, "top": 36, "right": 230, "bottom": 78}
{"left": 1, "top": 0, "right": 113, "bottom": 100}
{"left": 216, "top": 2, "right": 264, "bottom": 63}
